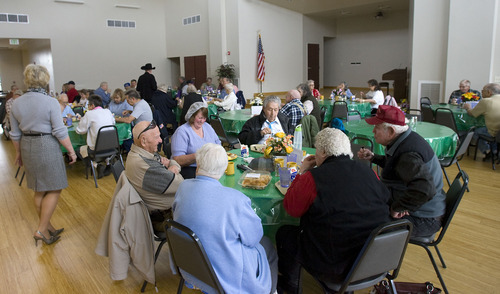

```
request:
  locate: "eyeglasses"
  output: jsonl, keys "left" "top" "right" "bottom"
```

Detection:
{"left": 137, "top": 120, "right": 156, "bottom": 139}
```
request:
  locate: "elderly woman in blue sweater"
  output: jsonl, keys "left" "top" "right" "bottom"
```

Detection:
{"left": 172, "top": 143, "right": 278, "bottom": 294}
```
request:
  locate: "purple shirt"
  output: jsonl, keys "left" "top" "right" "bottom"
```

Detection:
{"left": 171, "top": 122, "right": 221, "bottom": 167}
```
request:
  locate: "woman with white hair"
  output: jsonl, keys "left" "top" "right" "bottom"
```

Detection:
{"left": 275, "top": 128, "right": 390, "bottom": 293}
{"left": 171, "top": 102, "right": 221, "bottom": 179}
{"left": 214, "top": 83, "right": 238, "bottom": 111}
{"left": 172, "top": 143, "right": 277, "bottom": 294}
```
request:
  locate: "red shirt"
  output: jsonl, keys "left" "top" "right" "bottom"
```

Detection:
{"left": 67, "top": 87, "right": 79, "bottom": 103}
{"left": 283, "top": 172, "right": 317, "bottom": 217}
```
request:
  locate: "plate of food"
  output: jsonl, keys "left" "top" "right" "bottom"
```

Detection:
{"left": 250, "top": 144, "right": 266, "bottom": 153}
{"left": 227, "top": 152, "right": 238, "bottom": 161}
{"left": 238, "top": 170, "right": 272, "bottom": 190}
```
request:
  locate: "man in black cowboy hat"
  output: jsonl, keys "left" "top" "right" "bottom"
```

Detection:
{"left": 137, "top": 63, "right": 157, "bottom": 103}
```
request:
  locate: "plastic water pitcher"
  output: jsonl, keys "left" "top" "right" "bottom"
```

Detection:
{"left": 292, "top": 124, "right": 303, "bottom": 163}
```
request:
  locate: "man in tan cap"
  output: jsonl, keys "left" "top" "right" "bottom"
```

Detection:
{"left": 358, "top": 105, "right": 446, "bottom": 238}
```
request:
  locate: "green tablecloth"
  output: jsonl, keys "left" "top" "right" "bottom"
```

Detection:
{"left": 345, "top": 120, "right": 458, "bottom": 158}
{"left": 220, "top": 148, "right": 315, "bottom": 241}
{"left": 430, "top": 103, "right": 485, "bottom": 131}
{"left": 218, "top": 109, "right": 253, "bottom": 135}
{"left": 318, "top": 99, "right": 372, "bottom": 122}
{"left": 175, "top": 103, "right": 218, "bottom": 122}
{"left": 63, "top": 122, "right": 132, "bottom": 152}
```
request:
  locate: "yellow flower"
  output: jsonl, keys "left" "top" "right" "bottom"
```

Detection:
{"left": 275, "top": 132, "right": 285, "bottom": 138}
{"left": 285, "top": 146, "right": 293, "bottom": 154}
{"left": 264, "top": 146, "right": 273, "bottom": 157}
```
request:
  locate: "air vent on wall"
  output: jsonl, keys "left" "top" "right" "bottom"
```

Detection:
{"left": 182, "top": 15, "right": 201, "bottom": 26}
{"left": 418, "top": 80, "right": 442, "bottom": 105}
{"left": 0, "top": 13, "right": 29, "bottom": 24}
{"left": 107, "top": 19, "right": 136, "bottom": 28}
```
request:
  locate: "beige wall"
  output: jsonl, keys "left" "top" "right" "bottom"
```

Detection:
{"left": 0, "top": 49, "right": 24, "bottom": 92}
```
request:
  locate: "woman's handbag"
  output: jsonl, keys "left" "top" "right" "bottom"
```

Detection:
{"left": 372, "top": 280, "right": 442, "bottom": 294}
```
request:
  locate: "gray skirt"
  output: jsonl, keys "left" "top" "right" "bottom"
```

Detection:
{"left": 21, "top": 135, "right": 68, "bottom": 192}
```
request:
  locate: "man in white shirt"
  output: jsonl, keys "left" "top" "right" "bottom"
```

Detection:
{"left": 238, "top": 95, "right": 292, "bottom": 145}
{"left": 76, "top": 95, "right": 116, "bottom": 177}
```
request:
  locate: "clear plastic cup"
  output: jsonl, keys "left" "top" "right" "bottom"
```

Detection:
{"left": 279, "top": 167, "right": 291, "bottom": 188}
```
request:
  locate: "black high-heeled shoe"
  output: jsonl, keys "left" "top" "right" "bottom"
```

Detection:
{"left": 49, "top": 228, "right": 64, "bottom": 237}
{"left": 33, "top": 231, "right": 60, "bottom": 246}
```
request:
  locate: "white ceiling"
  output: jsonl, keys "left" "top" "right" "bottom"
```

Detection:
{"left": 259, "top": 0, "right": 410, "bottom": 19}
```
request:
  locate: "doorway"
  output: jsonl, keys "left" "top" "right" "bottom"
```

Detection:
{"left": 307, "top": 43, "right": 319, "bottom": 89}
{"left": 184, "top": 55, "right": 207, "bottom": 89}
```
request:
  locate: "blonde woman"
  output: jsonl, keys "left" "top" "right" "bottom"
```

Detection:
{"left": 109, "top": 88, "right": 133, "bottom": 117}
{"left": 10, "top": 64, "right": 77, "bottom": 246}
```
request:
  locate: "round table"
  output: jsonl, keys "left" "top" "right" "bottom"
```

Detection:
{"left": 63, "top": 121, "right": 132, "bottom": 152}
{"left": 220, "top": 148, "right": 315, "bottom": 241}
{"left": 430, "top": 103, "right": 485, "bottom": 131}
{"left": 218, "top": 109, "right": 254, "bottom": 134}
{"left": 345, "top": 120, "right": 458, "bottom": 158}
{"left": 318, "top": 99, "right": 372, "bottom": 122}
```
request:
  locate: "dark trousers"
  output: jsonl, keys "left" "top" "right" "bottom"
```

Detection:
{"left": 402, "top": 215, "right": 442, "bottom": 238}
{"left": 276, "top": 225, "right": 303, "bottom": 293}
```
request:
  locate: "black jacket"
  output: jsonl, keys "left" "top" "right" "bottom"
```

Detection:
{"left": 238, "top": 111, "right": 292, "bottom": 145}
{"left": 151, "top": 90, "right": 177, "bottom": 125}
{"left": 137, "top": 72, "right": 157, "bottom": 103}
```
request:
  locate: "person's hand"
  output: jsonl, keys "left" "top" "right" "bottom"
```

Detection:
{"left": 14, "top": 152, "right": 23, "bottom": 167}
{"left": 451, "top": 98, "right": 457, "bottom": 104}
{"left": 300, "top": 155, "right": 316, "bottom": 173}
{"left": 168, "top": 165, "right": 180, "bottom": 174}
{"left": 68, "top": 152, "right": 77, "bottom": 164}
{"left": 260, "top": 127, "right": 272, "bottom": 137}
{"left": 357, "top": 147, "right": 374, "bottom": 161}
{"left": 160, "top": 156, "right": 170, "bottom": 167}
{"left": 462, "top": 103, "right": 471, "bottom": 110}
{"left": 391, "top": 208, "right": 409, "bottom": 219}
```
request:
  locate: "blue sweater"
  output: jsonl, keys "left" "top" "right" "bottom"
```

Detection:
{"left": 173, "top": 176, "right": 271, "bottom": 294}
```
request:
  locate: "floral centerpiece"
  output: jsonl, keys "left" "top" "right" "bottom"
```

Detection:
{"left": 250, "top": 93, "right": 264, "bottom": 106}
{"left": 461, "top": 92, "right": 480, "bottom": 102}
{"left": 264, "top": 132, "right": 294, "bottom": 157}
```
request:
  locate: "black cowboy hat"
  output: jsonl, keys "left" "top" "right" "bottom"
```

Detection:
{"left": 141, "top": 63, "right": 155, "bottom": 70}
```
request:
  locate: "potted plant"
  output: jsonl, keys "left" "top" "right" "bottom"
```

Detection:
{"left": 216, "top": 63, "right": 236, "bottom": 81}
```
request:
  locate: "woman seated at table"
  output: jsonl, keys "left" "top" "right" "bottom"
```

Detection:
{"left": 77, "top": 89, "right": 89, "bottom": 108}
{"left": 297, "top": 83, "right": 322, "bottom": 128}
{"left": 58, "top": 93, "right": 75, "bottom": 119}
{"left": 109, "top": 88, "right": 133, "bottom": 117}
{"left": 179, "top": 84, "right": 203, "bottom": 125}
{"left": 213, "top": 83, "right": 239, "bottom": 111}
{"left": 307, "top": 80, "right": 321, "bottom": 99}
{"left": 171, "top": 102, "right": 221, "bottom": 179}
{"left": 334, "top": 81, "right": 354, "bottom": 99}
{"left": 358, "top": 79, "right": 384, "bottom": 115}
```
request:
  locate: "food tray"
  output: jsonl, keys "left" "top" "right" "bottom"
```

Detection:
{"left": 275, "top": 181, "right": 288, "bottom": 195}
{"left": 238, "top": 170, "right": 272, "bottom": 190}
{"left": 227, "top": 152, "right": 237, "bottom": 161}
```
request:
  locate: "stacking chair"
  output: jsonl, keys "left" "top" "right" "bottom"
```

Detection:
{"left": 331, "top": 101, "right": 348, "bottom": 121}
{"left": 311, "top": 219, "right": 413, "bottom": 294}
{"left": 86, "top": 125, "right": 123, "bottom": 188}
{"left": 406, "top": 108, "right": 422, "bottom": 121}
{"left": 473, "top": 131, "right": 500, "bottom": 170}
{"left": 346, "top": 110, "right": 361, "bottom": 122}
{"left": 350, "top": 137, "right": 374, "bottom": 169}
{"left": 421, "top": 103, "right": 434, "bottom": 123}
{"left": 72, "top": 106, "right": 84, "bottom": 116}
{"left": 320, "top": 106, "right": 327, "bottom": 129}
{"left": 439, "top": 127, "right": 474, "bottom": 189}
{"left": 421, "top": 96, "right": 432, "bottom": 105}
{"left": 434, "top": 108, "right": 466, "bottom": 138}
{"left": 15, "top": 166, "right": 25, "bottom": 186}
{"left": 110, "top": 158, "right": 125, "bottom": 183}
{"left": 410, "top": 171, "right": 468, "bottom": 294}
{"left": 165, "top": 219, "right": 224, "bottom": 294}
{"left": 209, "top": 114, "right": 240, "bottom": 149}
{"left": 141, "top": 230, "right": 168, "bottom": 292}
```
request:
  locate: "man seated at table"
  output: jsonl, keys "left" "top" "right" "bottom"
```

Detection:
{"left": 462, "top": 83, "right": 500, "bottom": 160}
{"left": 125, "top": 120, "right": 184, "bottom": 230}
{"left": 75, "top": 95, "right": 115, "bottom": 178}
{"left": 357, "top": 105, "right": 446, "bottom": 238}
{"left": 276, "top": 128, "right": 391, "bottom": 293}
{"left": 115, "top": 89, "right": 153, "bottom": 125}
{"left": 173, "top": 143, "right": 277, "bottom": 294}
{"left": 238, "top": 95, "right": 292, "bottom": 145}
{"left": 279, "top": 89, "right": 306, "bottom": 130}
{"left": 448, "top": 79, "right": 482, "bottom": 104}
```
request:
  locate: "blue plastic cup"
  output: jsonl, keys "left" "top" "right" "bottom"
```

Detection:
{"left": 287, "top": 153, "right": 297, "bottom": 163}
{"left": 279, "top": 167, "right": 291, "bottom": 188}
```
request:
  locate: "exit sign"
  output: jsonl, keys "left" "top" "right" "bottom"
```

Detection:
{"left": 9, "top": 39, "right": 19, "bottom": 45}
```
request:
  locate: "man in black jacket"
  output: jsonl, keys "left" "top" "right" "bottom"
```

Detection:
{"left": 238, "top": 95, "right": 292, "bottom": 145}
{"left": 137, "top": 63, "right": 157, "bottom": 103}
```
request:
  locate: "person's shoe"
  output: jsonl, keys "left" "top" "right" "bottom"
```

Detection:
{"left": 49, "top": 228, "right": 64, "bottom": 237}
{"left": 483, "top": 151, "right": 492, "bottom": 162}
{"left": 97, "top": 164, "right": 106, "bottom": 179}
{"left": 33, "top": 231, "right": 60, "bottom": 246}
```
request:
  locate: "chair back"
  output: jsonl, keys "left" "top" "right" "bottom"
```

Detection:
{"left": 209, "top": 114, "right": 239, "bottom": 148}
{"left": 406, "top": 109, "right": 422, "bottom": 121}
{"left": 73, "top": 106, "right": 84, "bottom": 116}
{"left": 420, "top": 97, "right": 432, "bottom": 105}
{"left": 92, "top": 125, "right": 120, "bottom": 156}
{"left": 332, "top": 101, "right": 348, "bottom": 120}
{"left": 347, "top": 110, "right": 361, "bottom": 122}
{"left": 350, "top": 137, "right": 373, "bottom": 168}
{"left": 165, "top": 219, "right": 224, "bottom": 293}
{"left": 435, "top": 171, "right": 468, "bottom": 244}
{"left": 420, "top": 103, "right": 434, "bottom": 123}
{"left": 320, "top": 106, "right": 327, "bottom": 128}
{"left": 336, "top": 219, "right": 413, "bottom": 293}
{"left": 110, "top": 159, "right": 125, "bottom": 183}
{"left": 453, "top": 127, "right": 475, "bottom": 161}
{"left": 435, "top": 108, "right": 458, "bottom": 134}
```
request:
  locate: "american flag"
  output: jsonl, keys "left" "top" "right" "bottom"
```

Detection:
{"left": 257, "top": 34, "right": 265, "bottom": 82}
